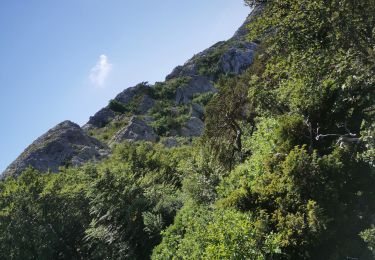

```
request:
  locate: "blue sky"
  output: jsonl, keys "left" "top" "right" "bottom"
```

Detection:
{"left": 0, "top": 0, "right": 250, "bottom": 172}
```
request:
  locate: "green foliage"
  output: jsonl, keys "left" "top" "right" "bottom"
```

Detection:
{"left": 108, "top": 82, "right": 154, "bottom": 115}
{"left": 109, "top": 99, "right": 128, "bottom": 113}
{"left": 89, "top": 117, "right": 130, "bottom": 143}
{"left": 195, "top": 42, "right": 228, "bottom": 78}
{"left": 245, "top": 1, "right": 375, "bottom": 143}
{"left": 81, "top": 143, "right": 192, "bottom": 259}
{"left": 204, "top": 76, "right": 253, "bottom": 169}
{"left": 2, "top": 1, "right": 375, "bottom": 259}
{"left": 149, "top": 100, "right": 190, "bottom": 136}
{"left": 84, "top": 168, "right": 150, "bottom": 259}
{"left": 153, "top": 204, "right": 281, "bottom": 259}
{"left": 0, "top": 168, "right": 92, "bottom": 259}
{"left": 0, "top": 143, "right": 193, "bottom": 259}
{"left": 219, "top": 143, "right": 375, "bottom": 258}
{"left": 201, "top": 0, "right": 375, "bottom": 258}
{"left": 108, "top": 96, "right": 145, "bottom": 115}
{"left": 191, "top": 92, "right": 214, "bottom": 106}
{"left": 153, "top": 77, "right": 191, "bottom": 100}
{"left": 360, "top": 121, "right": 375, "bottom": 166}
{"left": 180, "top": 145, "right": 225, "bottom": 205}
{"left": 361, "top": 228, "right": 375, "bottom": 257}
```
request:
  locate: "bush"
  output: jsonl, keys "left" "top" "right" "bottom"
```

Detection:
{"left": 108, "top": 99, "right": 128, "bottom": 113}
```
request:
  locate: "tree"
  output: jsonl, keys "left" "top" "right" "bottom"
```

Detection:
{"left": 153, "top": 203, "right": 281, "bottom": 259}
{"left": 205, "top": 76, "right": 256, "bottom": 169}
{"left": 0, "top": 168, "right": 92, "bottom": 259}
{"left": 244, "top": 1, "right": 375, "bottom": 154}
{"left": 84, "top": 143, "right": 188, "bottom": 259}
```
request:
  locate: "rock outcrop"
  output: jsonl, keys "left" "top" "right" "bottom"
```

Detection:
{"left": 114, "top": 83, "right": 146, "bottom": 103}
{"left": 136, "top": 94, "right": 156, "bottom": 114}
{"left": 111, "top": 117, "right": 158, "bottom": 144}
{"left": 83, "top": 83, "right": 154, "bottom": 130}
{"left": 167, "top": 41, "right": 257, "bottom": 81}
{"left": 175, "top": 76, "right": 216, "bottom": 105}
{"left": 165, "top": 41, "right": 226, "bottom": 81}
{"left": 180, "top": 117, "right": 205, "bottom": 137}
{"left": 165, "top": 6, "right": 261, "bottom": 81}
{"left": 220, "top": 42, "right": 257, "bottom": 75}
{"left": 84, "top": 107, "right": 117, "bottom": 129}
{"left": 83, "top": 7, "right": 261, "bottom": 133}
{"left": 3, "top": 121, "right": 110, "bottom": 178}
{"left": 3, "top": 7, "right": 262, "bottom": 177}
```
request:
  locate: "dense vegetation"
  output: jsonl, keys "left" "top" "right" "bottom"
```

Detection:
{"left": 1, "top": 0, "right": 375, "bottom": 259}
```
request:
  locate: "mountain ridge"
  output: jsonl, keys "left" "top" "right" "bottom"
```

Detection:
{"left": 2, "top": 6, "right": 260, "bottom": 178}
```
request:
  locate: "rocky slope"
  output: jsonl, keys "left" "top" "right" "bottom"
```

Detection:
{"left": 2, "top": 6, "right": 261, "bottom": 177}
{"left": 83, "top": 7, "right": 260, "bottom": 143}
{"left": 2, "top": 121, "right": 110, "bottom": 178}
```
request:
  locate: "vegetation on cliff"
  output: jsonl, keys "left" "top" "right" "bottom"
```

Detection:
{"left": 1, "top": 1, "right": 375, "bottom": 259}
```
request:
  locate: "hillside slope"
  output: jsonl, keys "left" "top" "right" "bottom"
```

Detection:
{"left": 2, "top": 6, "right": 260, "bottom": 177}
{"left": 2, "top": 121, "right": 110, "bottom": 178}
{"left": 1, "top": 1, "right": 375, "bottom": 259}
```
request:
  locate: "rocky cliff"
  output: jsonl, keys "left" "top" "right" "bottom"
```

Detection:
{"left": 2, "top": 121, "right": 110, "bottom": 178}
{"left": 2, "top": 6, "right": 261, "bottom": 177}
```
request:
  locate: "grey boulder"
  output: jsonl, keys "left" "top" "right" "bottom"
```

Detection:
{"left": 180, "top": 117, "right": 205, "bottom": 137}
{"left": 165, "top": 5, "right": 263, "bottom": 81}
{"left": 83, "top": 83, "right": 153, "bottom": 130}
{"left": 175, "top": 76, "right": 216, "bottom": 105}
{"left": 165, "top": 41, "right": 226, "bottom": 81}
{"left": 83, "top": 107, "right": 117, "bottom": 130}
{"left": 2, "top": 121, "right": 110, "bottom": 178}
{"left": 220, "top": 42, "right": 257, "bottom": 75}
{"left": 114, "top": 83, "right": 150, "bottom": 104}
{"left": 111, "top": 117, "right": 158, "bottom": 144}
{"left": 136, "top": 94, "right": 156, "bottom": 114}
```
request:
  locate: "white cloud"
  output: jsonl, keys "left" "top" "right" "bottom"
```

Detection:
{"left": 89, "top": 54, "right": 112, "bottom": 87}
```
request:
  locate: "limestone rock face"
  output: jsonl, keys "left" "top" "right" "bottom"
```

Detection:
{"left": 82, "top": 6, "right": 261, "bottom": 137}
{"left": 3, "top": 8, "right": 262, "bottom": 177}
{"left": 165, "top": 6, "right": 262, "bottom": 82}
{"left": 220, "top": 42, "right": 257, "bottom": 75}
{"left": 165, "top": 64, "right": 196, "bottom": 81}
{"left": 167, "top": 40, "right": 257, "bottom": 81}
{"left": 111, "top": 117, "right": 158, "bottom": 144}
{"left": 83, "top": 83, "right": 154, "bottom": 130}
{"left": 136, "top": 95, "right": 156, "bottom": 114}
{"left": 165, "top": 41, "right": 226, "bottom": 81}
{"left": 114, "top": 84, "right": 146, "bottom": 104}
{"left": 180, "top": 117, "right": 205, "bottom": 137}
{"left": 175, "top": 77, "right": 216, "bottom": 105}
{"left": 2, "top": 121, "right": 110, "bottom": 178}
{"left": 83, "top": 107, "right": 117, "bottom": 130}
